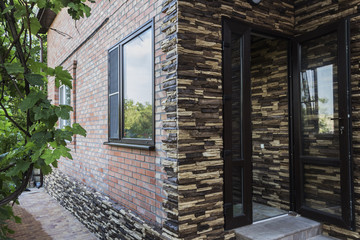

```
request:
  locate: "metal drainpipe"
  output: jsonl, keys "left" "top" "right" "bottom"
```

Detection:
{"left": 72, "top": 60, "right": 77, "bottom": 152}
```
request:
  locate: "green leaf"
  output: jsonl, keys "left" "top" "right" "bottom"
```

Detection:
{"left": 84, "top": 5, "right": 91, "bottom": 17}
{"left": 54, "top": 128, "right": 72, "bottom": 142}
{"left": 55, "top": 105, "right": 72, "bottom": 119}
{"left": 70, "top": 123, "right": 87, "bottom": 137}
{"left": 3, "top": 63, "right": 24, "bottom": 74}
{"left": 25, "top": 74, "right": 44, "bottom": 86}
{"left": 34, "top": 104, "right": 53, "bottom": 121}
{"left": 2, "top": 6, "right": 14, "bottom": 14}
{"left": 55, "top": 66, "right": 72, "bottom": 88}
{"left": 31, "top": 147, "right": 45, "bottom": 163}
{"left": 28, "top": 17, "right": 41, "bottom": 35}
{"left": 14, "top": 216, "right": 22, "bottom": 224}
{"left": 41, "top": 164, "right": 52, "bottom": 175}
{"left": 13, "top": 5, "right": 26, "bottom": 19}
{"left": 19, "top": 91, "right": 45, "bottom": 111}
{"left": 58, "top": 145, "right": 72, "bottom": 160}
{"left": 30, "top": 0, "right": 47, "bottom": 8}
{"left": 6, "top": 160, "right": 31, "bottom": 177}
{"left": 41, "top": 148, "right": 56, "bottom": 165}
{"left": 31, "top": 131, "right": 52, "bottom": 147}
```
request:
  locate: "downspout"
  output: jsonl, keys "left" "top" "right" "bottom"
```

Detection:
{"left": 72, "top": 60, "right": 77, "bottom": 152}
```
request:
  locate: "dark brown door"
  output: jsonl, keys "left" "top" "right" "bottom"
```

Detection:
{"left": 292, "top": 19, "right": 354, "bottom": 229}
{"left": 223, "top": 19, "right": 252, "bottom": 230}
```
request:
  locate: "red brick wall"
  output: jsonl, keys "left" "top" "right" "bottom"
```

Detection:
{"left": 47, "top": 0, "right": 167, "bottom": 226}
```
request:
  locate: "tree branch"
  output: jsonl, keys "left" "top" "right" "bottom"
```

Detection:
{"left": 0, "top": 0, "right": 28, "bottom": 71}
{"left": 0, "top": 163, "right": 15, "bottom": 173}
{"left": 0, "top": 102, "right": 30, "bottom": 138}
{"left": 4, "top": 25, "right": 25, "bottom": 61}
{"left": 0, "top": 164, "right": 33, "bottom": 207}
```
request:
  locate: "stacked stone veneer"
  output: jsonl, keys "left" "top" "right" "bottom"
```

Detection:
{"left": 250, "top": 37, "right": 290, "bottom": 210}
{"left": 174, "top": 1, "right": 293, "bottom": 239}
{"left": 45, "top": 170, "right": 161, "bottom": 240}
{"left": 160, "top": 0, "right": 181, "bottom": 239}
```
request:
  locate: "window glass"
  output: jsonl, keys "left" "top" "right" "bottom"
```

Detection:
{"left": 109, "top": 47, "right": 119, "bottom": 139}
{"left": 123, "top": 28, "right": 153, "bottom": 139}
{"left": 59, "top": 85, "right": 71, "bottom": 129}
{"left": 300, "top": 31, "right": 339, "bottom": 158}
{"left": 109, "top": 94, "right": 119, "bottom": 138}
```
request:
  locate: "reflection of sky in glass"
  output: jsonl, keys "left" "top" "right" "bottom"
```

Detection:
{"left": 123, "top": 28, "right": 152, "bottom": 105}
{"left": 301, "top": 70, "right": 315, "bottom": 109}
{"left": 316, "top": 65, "right": 333, "bottom": 116}
{"left": 301, "top": 65, "right": 333, "bottom": 116}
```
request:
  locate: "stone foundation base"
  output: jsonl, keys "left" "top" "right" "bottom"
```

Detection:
{"left": 44, "top": 169, "right": 162, "bottom": 240}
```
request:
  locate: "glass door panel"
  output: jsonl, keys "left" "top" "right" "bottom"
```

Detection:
{"left": 223, "top": 19, "right": 252, "bottom": 230}
{"left": 293, "top": 20, "right": 354, "bottom": 229}
{"left": 300, "top": 32, "right": 339, "bottom": 159}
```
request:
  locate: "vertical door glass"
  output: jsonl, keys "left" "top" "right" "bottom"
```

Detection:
{"left": 303, "top": 164, "right": 341, "bottom": 216}
{"left": 231, "top": 33, "right": 244, "bottom": 217}
{"left": 300, "top": 31, "right": 341, "bottom": 215}
{"left": 300, "top": 32, "right": 339, "bottom": 158}
{"left": 231, "top": 33, "right": 243, "bottom": 161}
{"left": 233, "top": 167, "right": 244, "bottom": 217}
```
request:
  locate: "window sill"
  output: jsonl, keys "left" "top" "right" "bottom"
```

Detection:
{"left": 103, "top": 142, "right": 155, "bottom": 150}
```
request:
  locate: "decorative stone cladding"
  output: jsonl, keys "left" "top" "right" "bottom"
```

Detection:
{"left": 45, "top": 170, "right": 162, "bottom": 240}
{"left": 294, "top": 1, "right": 360, "bottom": 239}
{"left": 160, "top": 0, "right": 181, "bottom": 239}
{"left": 174, "top": 1, "right": 294, "bottom": 239}
{"left": 348, "top": 15, "right": 360, "bottom": 240}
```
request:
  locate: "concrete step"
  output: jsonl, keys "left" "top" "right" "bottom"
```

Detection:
{"left": 308, "top": 235, "right": 338, "bottom": 240}
{"left": 234, "top": 215, "right": 322, "bottom": 240}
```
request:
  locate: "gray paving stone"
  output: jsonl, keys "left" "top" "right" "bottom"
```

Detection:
{"left": 7, "top": 188, "right": 98, "bottom": 240}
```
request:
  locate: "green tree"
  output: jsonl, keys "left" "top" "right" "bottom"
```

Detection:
{"left": 124, "top": 99, "right": 152, "bottom": 139}
{"left": 0, "top": 0, "right": 91, "bottom": 238}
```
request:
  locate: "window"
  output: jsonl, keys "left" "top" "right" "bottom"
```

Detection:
{"left": 107, "top": 20, "right": 154, "bottom": 148}
{"left": 59, "top": 85, "right": 71, "bottom": 129}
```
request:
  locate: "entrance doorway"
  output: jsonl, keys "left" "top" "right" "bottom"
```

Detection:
{"left": 223, "top": 18, "right": 354, "bottom": 230}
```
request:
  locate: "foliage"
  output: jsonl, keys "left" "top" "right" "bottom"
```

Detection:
{"left": 124, "top": 99, "right": 152, "bottom": 139}
{"left": 0, "top": 0, "right": 91, "bottom": 238}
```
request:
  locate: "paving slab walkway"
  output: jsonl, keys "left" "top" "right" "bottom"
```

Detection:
{"left": 7, "top": 188, "right": 97, "bottom": 240}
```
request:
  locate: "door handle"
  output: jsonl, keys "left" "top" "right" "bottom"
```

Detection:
{"left": 340, "top": 126, "right": 344, "bottom": 135}
{"left": 330, "top": 117, "right": 342, "bottom": 120}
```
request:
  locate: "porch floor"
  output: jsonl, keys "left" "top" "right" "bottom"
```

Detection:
{"left": 234, "top": 215, "right": 338, "bottom": 240}
{"left": 253, "top": 202, "right": 287, "bottom": 222}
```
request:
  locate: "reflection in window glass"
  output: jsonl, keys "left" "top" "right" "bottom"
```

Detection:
{"left": 300, "top": 31, "right": 339, "bottom": 159}
{"left": 123, "top": 28, "right": 153, "bottom": 139}
{"left": 301, "top": 65, "right": 334, "bottom": 134}
{"left": 316, "top": 65, "right": 334, "bottom": 133}
{"left": 59, "top": 85, "right": 71, "bottom": 129}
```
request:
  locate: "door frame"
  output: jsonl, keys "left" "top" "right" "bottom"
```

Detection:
{"left": 292, "top": 19, "right": 355, "bottom": 230}
{"left": 223, "top": 19, "right": 253, "bottom": 230}
{"left": 222, "top": 18, "right": 293, "bottom": 230}
{"left": 222, "top": 17, "right": 354, "bottom": 230}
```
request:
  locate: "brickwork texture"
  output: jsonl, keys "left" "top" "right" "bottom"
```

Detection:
{"left": 46, "top": 0, "right": 360, "bottom": 239}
